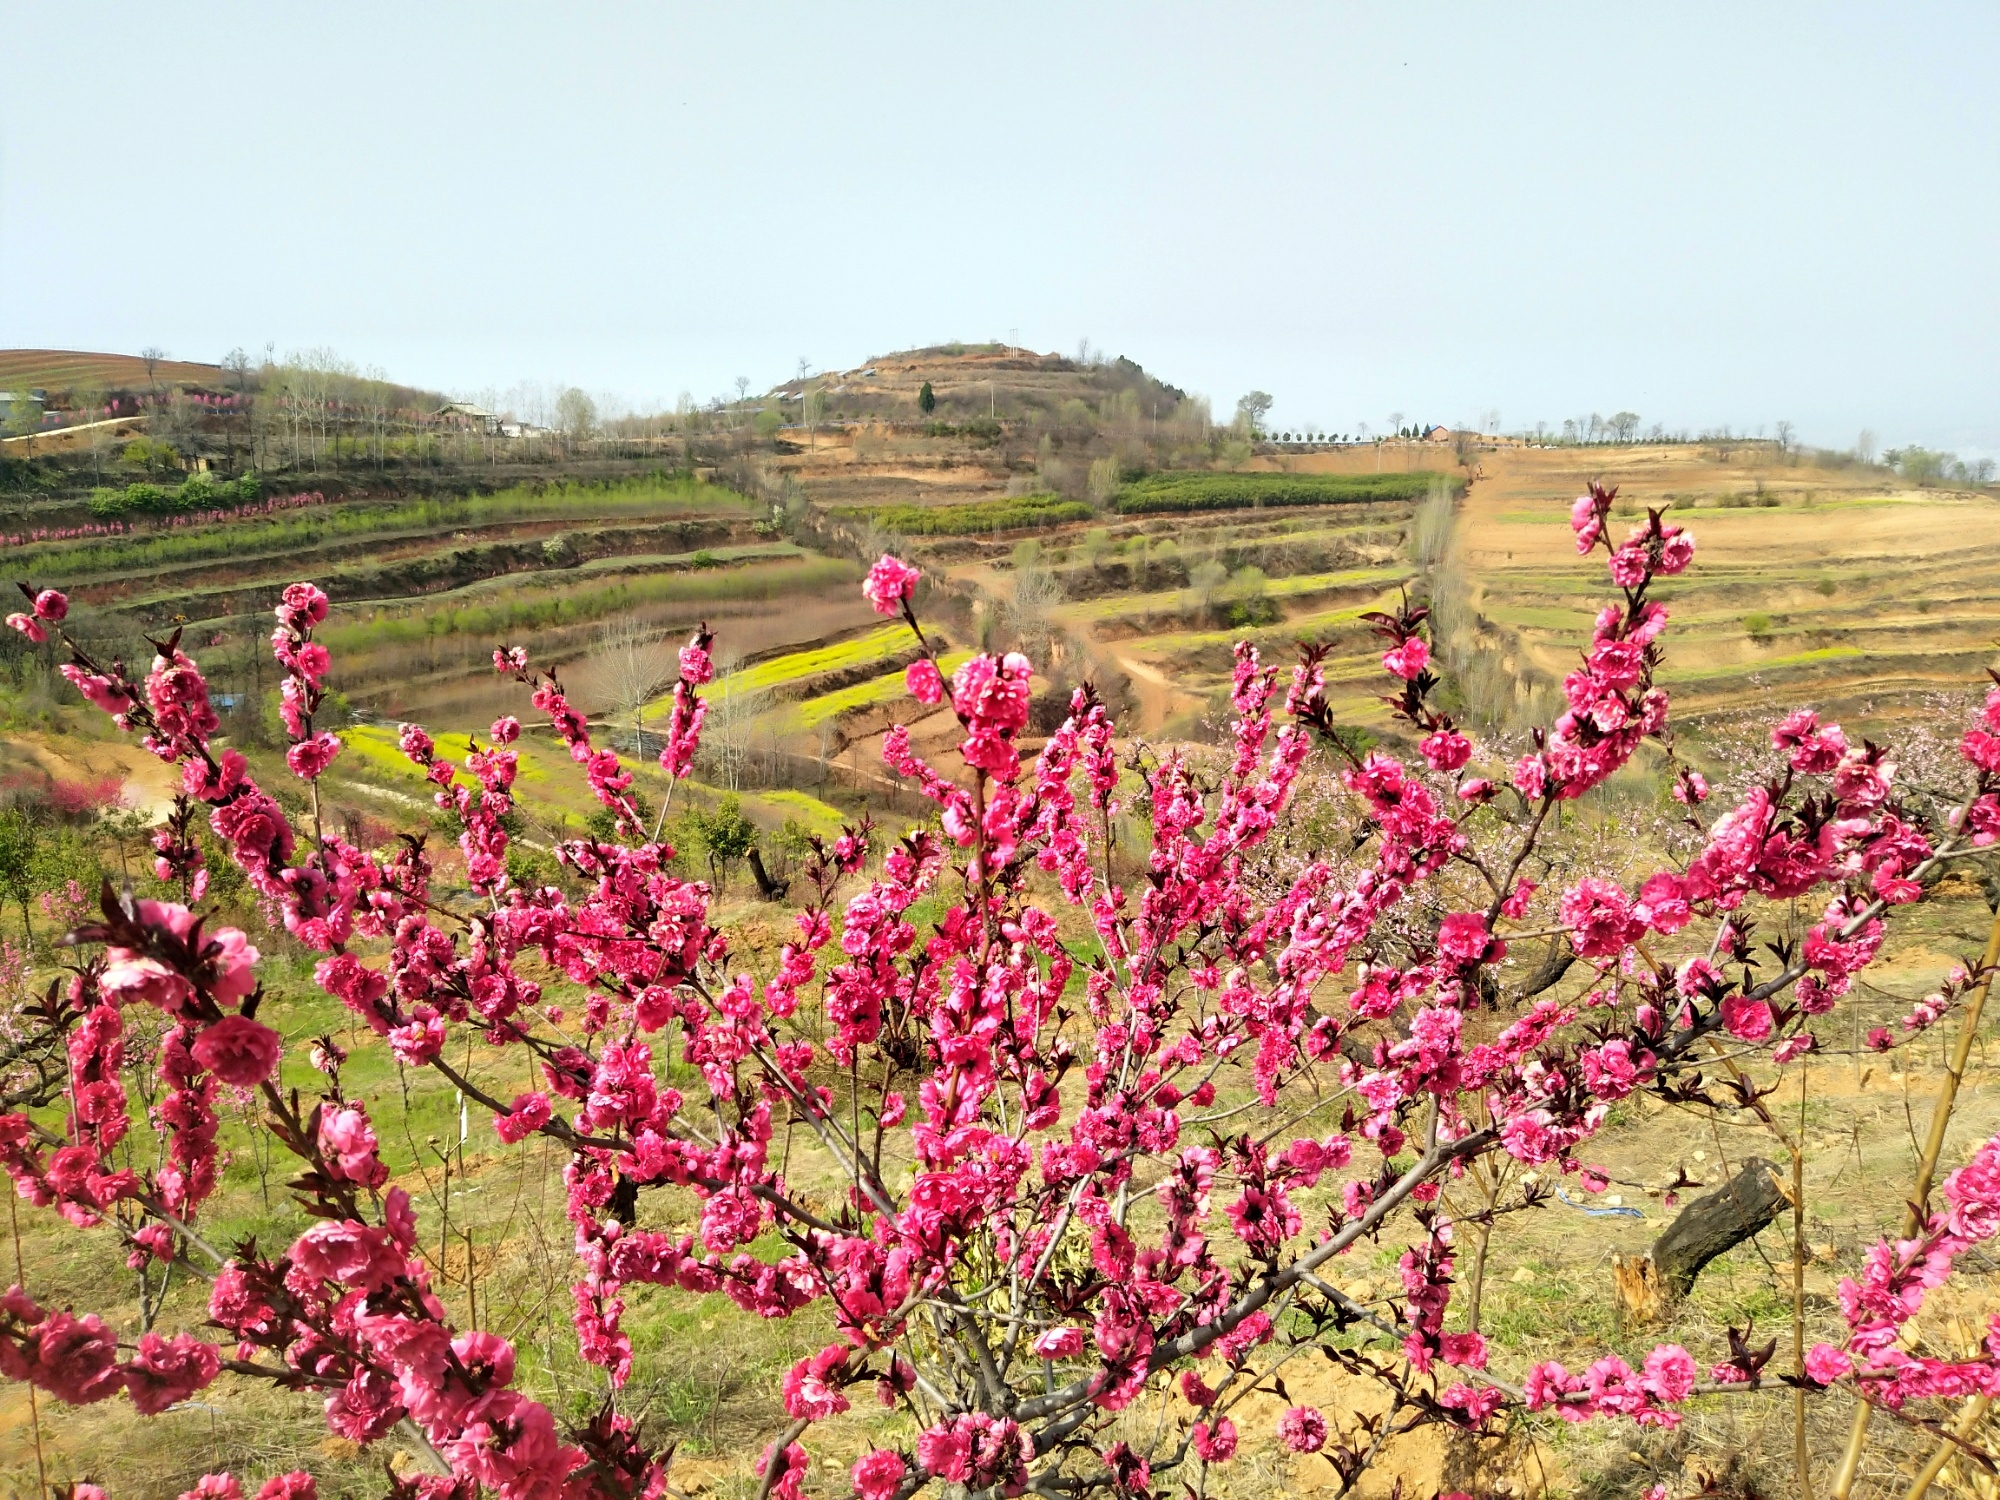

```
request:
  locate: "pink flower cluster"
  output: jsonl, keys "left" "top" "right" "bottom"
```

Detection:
{"left": 5, "top": 583, "right": 67, "bottom": 644}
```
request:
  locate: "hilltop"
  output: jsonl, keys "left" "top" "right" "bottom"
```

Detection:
{"left": 774, "top": 344, "right": 1195, "bottom": 425}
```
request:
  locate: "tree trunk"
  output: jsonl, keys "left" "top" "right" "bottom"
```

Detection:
{"left": 1612, "top": 1157, "right": 1787, "bottom": 1326}
{"left": 747, "top": 848, "right": 787, "bottom": 902}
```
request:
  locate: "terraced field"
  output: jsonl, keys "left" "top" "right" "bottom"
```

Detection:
{"left": 6, "top": 347, "right": 1997, "bottom": 848}
{"left": 777, "top": 456, "right": 1446, "bottom": 784}
{"left": 749, "top": 431, "right": 2000, "bottom": 798}
{"left": 1448, "top": 444, "right": 2000, "bottom": 733}
{"left": 0, "top": 473, "right": 884, "bottom": 844}
{"left": 26, "top": 476, "right": 882, "bottom": 726}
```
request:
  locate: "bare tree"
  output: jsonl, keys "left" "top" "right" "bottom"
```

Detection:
{"left": 1, "top": 394, "right": 39, "bottom": 457}
{"left": 1856, "top": 429, "right": 1878, "bottom": 465}
{"left": 555, "top": 387, "right": 597, "bottom": 453}
{"left": 152, "top": 389, "right": 203, "bottom": 462}
{"left": 803, "top": 381, "right": 826, "bottom": 451}
{"left": 698, "top": 668, "right": 774, "bottom": 792}
{"left": 1007, "top": 554, "right": 1066, "bottom": 662}
{"left": 1774, "top": 420, "right": 1796, "bottom": 454}
{"left": 67, "top": 382, "right": 110, "bottom": 484}
{"left": 220, "top": 350, "right": 253, "bottom": 470}
{"left": 568, "top": 618, "right": 679, "bottom": 759}
{"left": 139, "top": 346, "right": 165, "bottom": 399}
{"left": 357, "top": 367, "right": 394, "bottom": 468}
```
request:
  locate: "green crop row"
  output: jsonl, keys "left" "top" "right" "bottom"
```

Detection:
{"left": 322, "top": 554, "right": 858, "bottom": 653}
{"left": 794, "top": 650, "right": 975, "bottom": 726}
{"left": 668, "top": 624, "right": 920, "bottom": 710}
{"left": 843, "top": 494, "right": 1096, "bottom": 536}
{"left": 1113, "top": 471, "right": 1449, "bottom": 515}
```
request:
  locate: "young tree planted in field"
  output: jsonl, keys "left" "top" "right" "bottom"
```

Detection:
{"left": 804, "top": 381, "right": 826, "bottom": 450}
{"left": 0, "top": 808, "right": 43, "bottom": 944}
{"left": 556, "top": 387, "right": 598, "bottom": 451}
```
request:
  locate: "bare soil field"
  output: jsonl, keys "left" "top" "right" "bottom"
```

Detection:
{"left": 0, "top": 348, "right": 224, "bottom": 392}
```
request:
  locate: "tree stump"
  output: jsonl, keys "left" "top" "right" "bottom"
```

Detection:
{"left": 1611, "top": 1254, "right": 1669, "bottom": 1329}
{"left": 1611, "top": 1157, "right": 1787, "bottom": 1327}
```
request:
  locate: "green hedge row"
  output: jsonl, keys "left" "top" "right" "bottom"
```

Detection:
{"left": 1114, "top": 471, "right": 1449, "bottom": 515}
{"left": 88, "top": 473, "right": 264, "bottom": 517}
{"left": 852, "top": 494, "right": 1095, "bottom": 536}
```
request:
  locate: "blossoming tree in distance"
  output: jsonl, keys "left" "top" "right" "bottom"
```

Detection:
{"left": 4, "top": 482, "right": 2000, "bottom": 1498}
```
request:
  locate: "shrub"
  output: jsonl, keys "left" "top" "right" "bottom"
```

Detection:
{"left": 119, "top": 436, "right": 179, "bottom": 473}
{"left": 87, "top": 474, "right": 263, "bottom": 519}
{"left": 1115, "top": 470, "right": 1448, "bottom": 514}
{"left": 1744, "top": 611, "right": 1773, "bottom": 640}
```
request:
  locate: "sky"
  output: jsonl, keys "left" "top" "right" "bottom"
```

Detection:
{"left": 3, "top": 3, "right": 1995, "bottom": 453}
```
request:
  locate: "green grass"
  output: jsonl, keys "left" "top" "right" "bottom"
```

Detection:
{"left": 638, "top": 624, "right": 928, "bottom": 717}
{"left": 570, "top": 541, "right": 802, "bottom": 576}
{"left": 1657, "top": 645, "right": 1865, "bottom": 682}
{"left": 1060, "top": 566, "right": 1404, "bottom": 624}
{"left": 339, "top": 722, "right": 437, "bottom": 782}
{"left": 321, "top": 554, "right": 860, "bottom": 652}
{"left": 749, "top": 787, "right": 853, "bottom": 834}
{"left": 16, "top": 474, "right": 754, "bottom": 581}
{"left": 1113, "top": 471, "right": 1448, "bottom": 515}
{"left": 1133, "top": 599, "right": 1397, "bottom": 654}
{"left": 337, "top": 724, "right": 560, "bottom": 788}
{"left": 793, "top": 650, "right": 975, "bottom": 726}
{"left": 837, "top": 494, "right": 1095, "bottom": 535}
{"left": 1482, "top": 604, "right": 1601, "bottom": 631}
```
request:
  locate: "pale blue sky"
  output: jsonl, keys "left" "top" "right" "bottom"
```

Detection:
{"left": 3, "top": 4, "right": 1994, "bottom": 452}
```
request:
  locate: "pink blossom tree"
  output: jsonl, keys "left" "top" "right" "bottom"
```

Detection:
{"left": 3, "top": 486, "right": 2000, "bottom": 1497}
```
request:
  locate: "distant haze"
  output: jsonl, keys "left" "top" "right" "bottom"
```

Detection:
{"left": 2, "top": 4, "right": 1993, "bottom": 454}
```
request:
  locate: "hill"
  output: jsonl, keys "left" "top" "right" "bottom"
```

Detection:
{"left": 776, "top": 343, "right": 1196, "bottom": 426}
{"left": 0, "top": 348, "right": 226, "bottom": 395}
